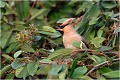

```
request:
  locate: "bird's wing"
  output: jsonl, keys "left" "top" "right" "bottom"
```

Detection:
{"left": 71, "top": 34, "right": 88, "bottom": 49}
{"left": 80, "top": 36, "right": 89, "bottom": 48}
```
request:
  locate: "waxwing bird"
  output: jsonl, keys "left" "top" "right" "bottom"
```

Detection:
{"left": 58, "top": 18, "right": 88, "bottom": 49}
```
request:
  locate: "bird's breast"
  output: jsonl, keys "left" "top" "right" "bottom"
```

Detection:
{"left": 63, "top": 34, "right": 79, "bottom": 49}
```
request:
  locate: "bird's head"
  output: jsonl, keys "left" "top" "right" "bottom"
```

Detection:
{"left": 57, "top": 18, "right": 76, "bottom": 34}
{"left": 57, "top": 24, "right": 76, "bottom": 34}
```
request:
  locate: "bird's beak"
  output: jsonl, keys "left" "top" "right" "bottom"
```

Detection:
{"left": 57, "top": 28, "right": 64, "bottom": 31}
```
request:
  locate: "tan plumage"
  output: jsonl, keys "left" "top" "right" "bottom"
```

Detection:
{"left": 58, "top": 18, "right": 88, "bottom": 49}
{"left": 63, "top": 25, "right": 87, "bottom": 49}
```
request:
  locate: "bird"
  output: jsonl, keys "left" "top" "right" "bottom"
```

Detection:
{"left": 57, "top": 18, "right": 88, "bottom": 49}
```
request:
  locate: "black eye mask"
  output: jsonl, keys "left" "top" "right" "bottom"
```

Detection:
{"left": 59, "top": 23, "right": 69, "bottom": 29}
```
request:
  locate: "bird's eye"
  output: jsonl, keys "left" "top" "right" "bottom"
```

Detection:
{"left": 59, "top": 26, "right": 65, "bottom": 29}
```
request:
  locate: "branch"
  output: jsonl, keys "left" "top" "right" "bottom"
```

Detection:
{"left": 86, "top": 58, "right": 120, "bottom": 75}
{"left": 73, "top": 49, "right": 96, "bottom": 53}
{"left": 73, "top": 49, "right": 118, "bottom": 56}
{"left": 26, "top": 1, "right": 36, "bottom": 22}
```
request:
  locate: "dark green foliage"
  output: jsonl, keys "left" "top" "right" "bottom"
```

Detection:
{"left": 0, "top": 0, "right": 119, "bottom": 79}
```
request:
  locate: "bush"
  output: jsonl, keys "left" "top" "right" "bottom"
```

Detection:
{"left": 0, "top": 0, "right": 119, "bottom": 79}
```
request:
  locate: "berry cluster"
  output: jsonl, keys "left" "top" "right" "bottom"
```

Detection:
{"left": 15, "top": 24, "right": 38, "bottom": 43}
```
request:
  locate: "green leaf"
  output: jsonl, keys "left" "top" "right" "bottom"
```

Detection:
{"left": 104, "top": 12, "right": 114, "bottom": 18}
{"left": 83, "top": 3, "right": 101, "bottom": 20}
{"left": 103, "top": 70, "right": 120, "bottom": 78}
{"left": 87, "top": 53, "right": 101, "bottom": 64}
{"left": 101, "top": 0, "right": 117, "bottom": 9}
{"left": 15, "top": 66, "right": 29, "bottom": 79}
{"left": 38, "top": 26, "right": 57, "bottom": 33}
{"left": 70, "top": 58, "right": 78, "bottom": 77}
{"left": 1, "top": 30, "right": 12, "bottom": 48}
{"left": 36, "top": 65, "right": 51, "bottom": 75}
{"left": 6, "top": 42, "right": 19, "bottom": 53}
{"left": 0, "top": 1, "right": 6, "bottom": 8}
{"left": 11, "top": 59, "right": 26, "bottom": 69}
{"left": 9, "top": 34, "right": 16, "bottom": 43}
{"left": 29, "top": 8, "right": 47, "bottom": 21}
{"left": 0, "top": 65, "right": 11, "bottom": 76}
{"left": 72, "top": 41, "right": 81, "bottom": 48}
{"left": 0, "top": 13, "right": 3, "bottom": 19}
{"left": 49, "top": 65, "right": 62, "bottom": 75}
{"left": 90, "top": 30, "right": 95, "bottom": 39}
{"left": 5, "top": 73, "right": 14, "bottom": 80}
{"left": 27, "top": 61, "right": 39, "bottom": 76}
{"left": 77, "top": 3, "right": 101, "bottom": 34}
{"left": 2, "top": 54, "right": 14, "bottom": 61}
{"left": 16, "top": 0, "right": 30, "bottom": 21}
{"left": 36, "top": 9, "right": 50, "bottom": 20}
{"left": 97, "top": 77, "right": 106, "bottom": 80}
{"left": 97, "top": 25, "right": 105, "bottom": 37}
{"left": 91, "top": 37, "right": 106, "bottom": 48}
{"left": 99, "top": 56, "right": 107, "bottom": 62}
{"left": 98, "top": 67, "right": 112, "bottom": 74}
{"left": 111, "top": 13, "right": 120, "bottom": 18}
{"left": 68, "top": 0, "right": 78, "bottom": 5}
{"left": 111, "top": 35, "right": 117, "bottom": 47}
{"left": 76, "top": 1, "right": 91, "bottom": 15}
{"left": 97, "top": 29, "right": 103, "bottom": 37}
{"left": 80, "top": 75, "right": 93, "bottom": 80}
{"left": 14, "top": 50, "right": 23, "bottom": 59}
{"left": 0, "top": 29, "right": 1, "bottom": 38}
{"left": 13, "top": 21, "right": 25, "bottom": 25}
{"left": 39, "top": 59, "right": 52, "bottom": 64}
{"left": 45, "top": 37, "right": 58, "bottom": 46}
{"left": 4, "top": 3, "right": 17, "bottom": 15}
{"left": 13, "top": 25, "right": 27, "bottom": 31}
{"left": 21, "top": 43, "right": 35, "bottom": 53}
{"left": 30, "top": 8, "right": 44, "bottom": 20}
{"left": 57, "top": 18, "right": 69, "bottom": 23}
{"left": 38, "top": 31, "right": 61, "bottom": 38}
{"left": 100, "top": 46, "right": 112, "bottom": 51}
{"left": 48, "top": 49, "right": 73, "bottom": 60}
{"left": 110, "top": 13, "right": 120, "bottom": 21}
{"left": 89, "top": 18, "right": 99, "bottom": 25}
{"left": 59, "top": 66, "right": 68, "bottom": 79}
{"left": 1, "top": 24, "right": 11, "bottom": 31}
{"left": 110, "top": 17, "right": 120, "bottom": 21}
{"left": 92, "top": 55, "right": 102, "bottom": 64}
{"left": 71, "top": 66, "right": 87, "bottom": 78}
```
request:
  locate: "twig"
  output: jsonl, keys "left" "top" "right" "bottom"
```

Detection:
{"left": 86, "top": 58, "right": 120, "bottom": 75}
{"left": 73, "top": 49, "right": 118, "bottom": 55}
{"left": 103, "top": 51, "right": 118, "bottom": 56}
{"left": 73, "top": 49, "right": 96, "bottom": 53}
{"left": 26, "top": 1, "right": 36, "bottom": 22}
{"left": 106, "top": 33, "right": 112, "bottom": 46}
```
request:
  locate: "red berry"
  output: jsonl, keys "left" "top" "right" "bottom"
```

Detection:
{"left": 2, "top": 61, "right": 5, "bottom": 64}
